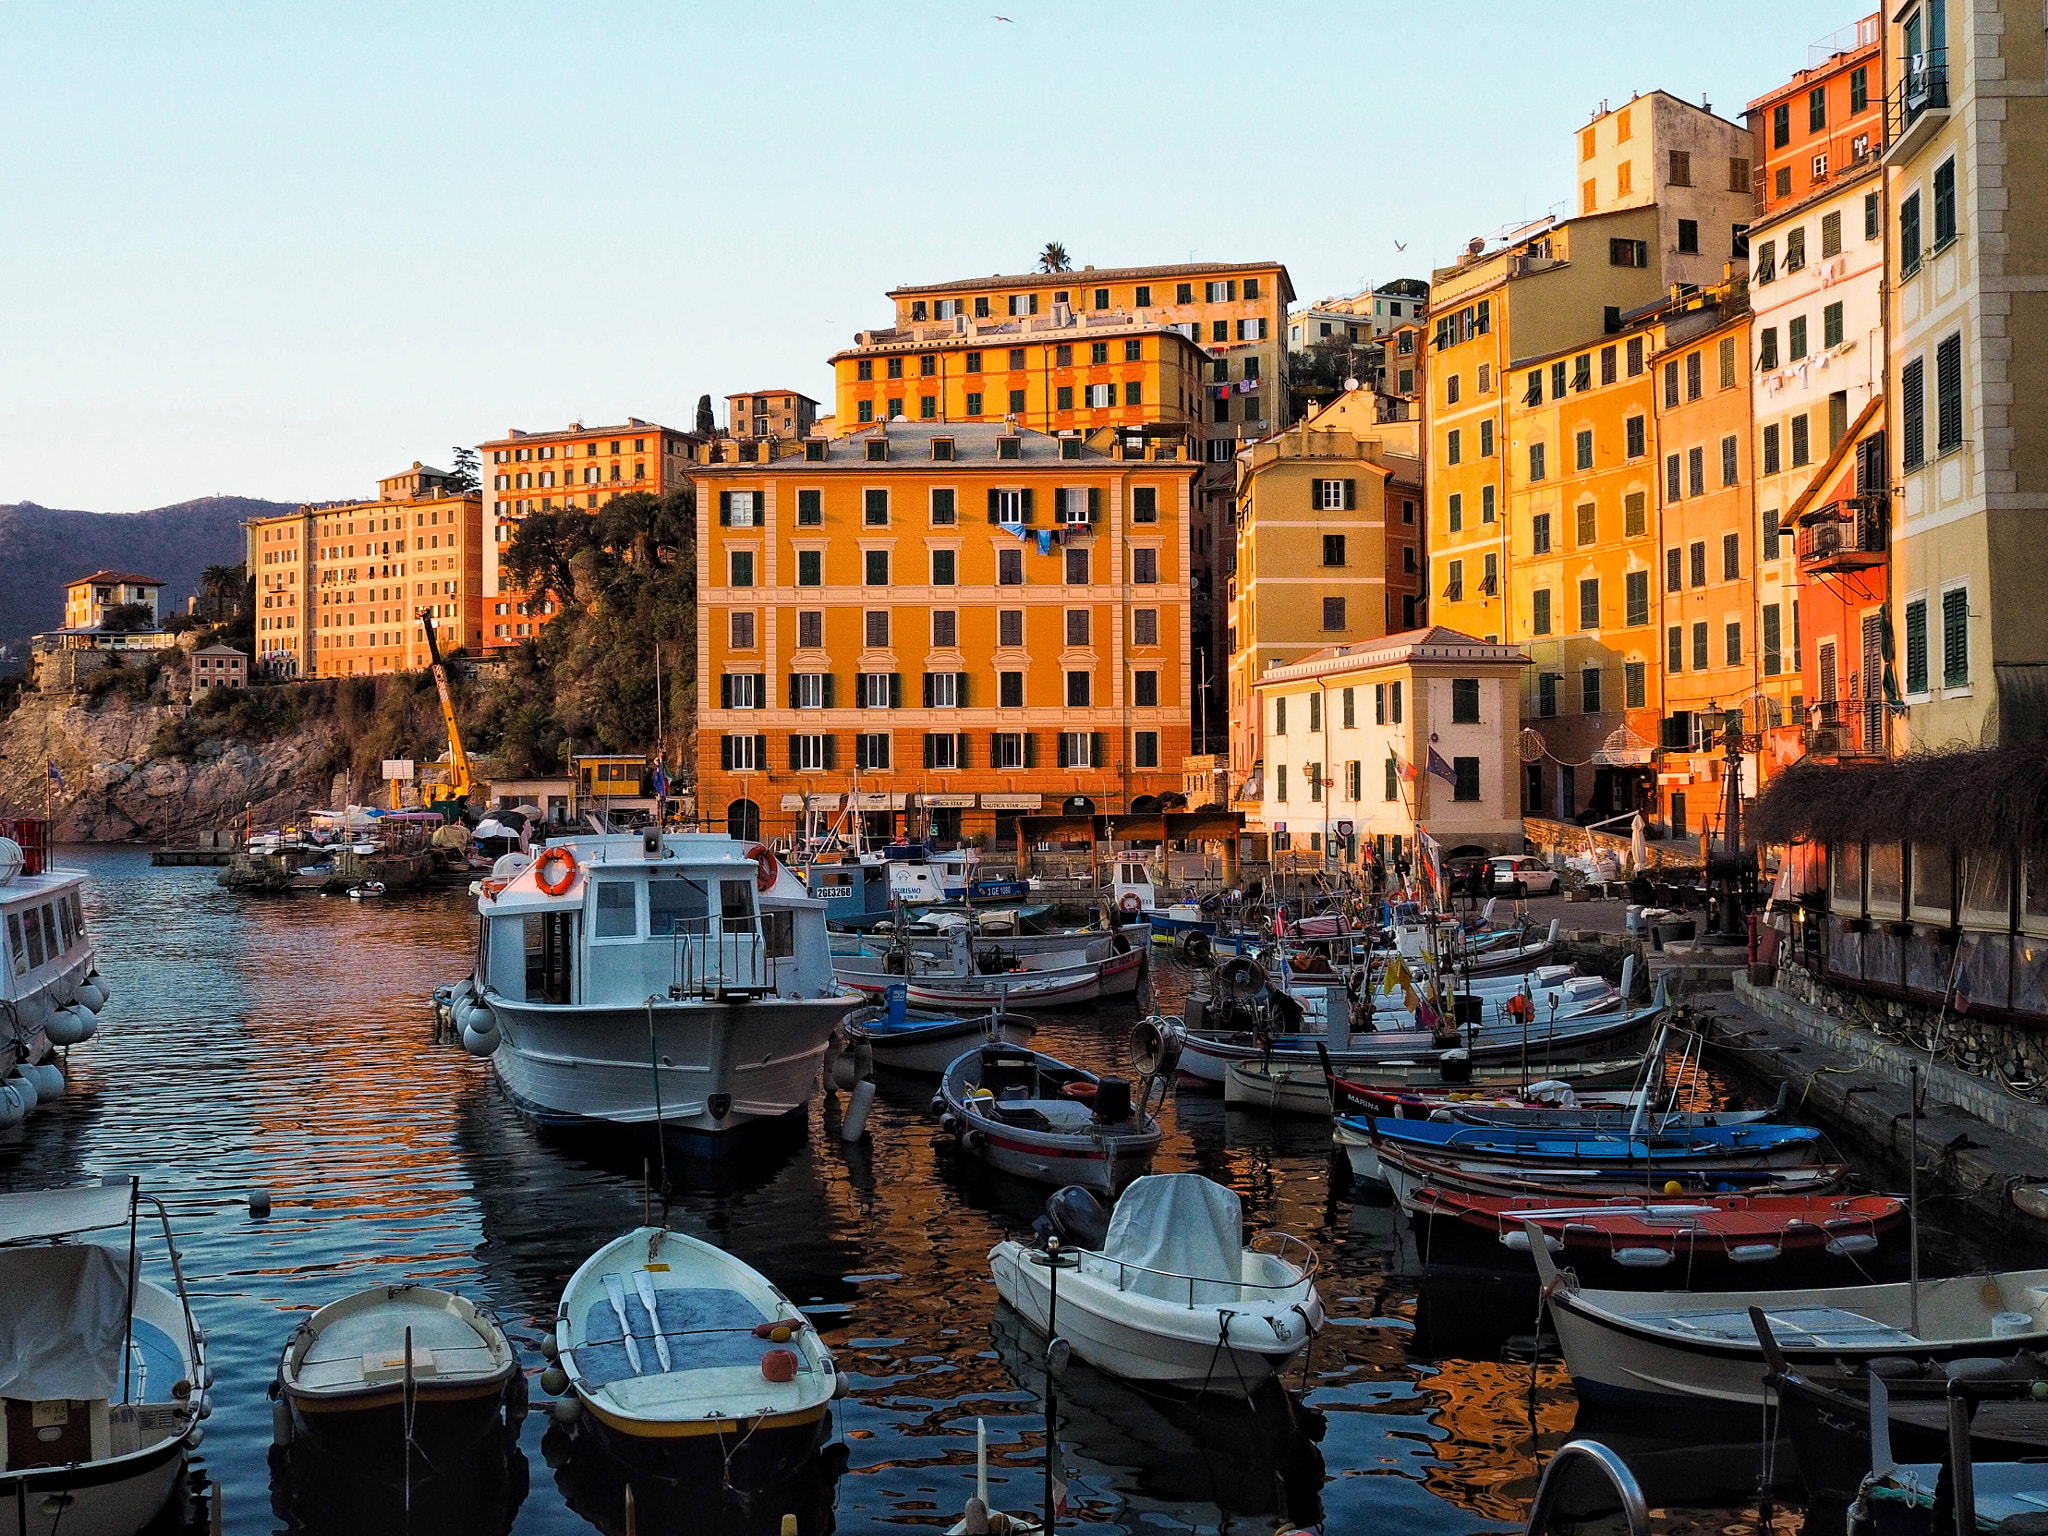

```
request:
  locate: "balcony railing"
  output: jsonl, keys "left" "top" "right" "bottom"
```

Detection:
{"left": 1887, "top": 49, "right": 1950, "bottom": 153}
{"left": 1751, "top": 128, "right": 1884, "bottom": 219}
{"left": 1805, "top": 699, "right": 1885, "bottom": 760}
{"left": 1796, "top": 498, "right": 1888, "bottom": 572}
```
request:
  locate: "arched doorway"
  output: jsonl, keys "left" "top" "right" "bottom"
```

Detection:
{"left": 1128, "top": 795, "right": 1160, "bottom": 813}
{"left": 1063, "top": 796, "right": 1096, "bottom": 815}
{"left": 726, "top": 799, "right": 760, "bottom": 841}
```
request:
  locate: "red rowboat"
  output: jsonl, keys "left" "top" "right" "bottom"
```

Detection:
{"left": 1408, "top": 1186, "right": 1906, "bottom": 1275}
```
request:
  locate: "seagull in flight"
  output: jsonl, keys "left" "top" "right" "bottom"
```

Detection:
{"left": 1393, "top": 239, "right": 1408, "bottom": 251}
{"left": 993, "top": 13, "right": 1013, "bottom": 19}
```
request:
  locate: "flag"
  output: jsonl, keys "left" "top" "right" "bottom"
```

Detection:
{"left": 46, "top": 761, "right": 63, "bottom": 790}
{"left": 1954, "top": 966, "right": 1972, "bottom": 1014}
{"left": 652, "top": 760, "right": 669, "bottom": 799}
{"left": 1396, "top": 755, "right": 1419, "bottom": 783}
{"left": 1426, "top": 747, "right": 1457, "bottom": 786}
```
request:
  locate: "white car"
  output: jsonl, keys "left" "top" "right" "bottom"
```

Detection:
{"left": 1487, "top": 855, "right": 1560, "bottom": 896}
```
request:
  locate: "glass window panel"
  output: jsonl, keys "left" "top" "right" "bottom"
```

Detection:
{"left": 1866, "top": 842, "right": 1903, "bottom": 918}
{"left": 1911, "top": 843, "right": 1953, "bottom": 917}
{"left": 594, "top": 882, "right": 637, "bottom": 938}
{"left": 1962, "top": 853, "right": 2011, "bottom": 925}
{"left": 648, "top": 877, "right": 710, "bottom": 936}
{"left": 1832, "top": 841, "right": 1864, "bottom": 910}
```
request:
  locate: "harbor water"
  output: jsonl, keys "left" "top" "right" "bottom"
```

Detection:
{"left": 6, "top": 848, "right": 2012, "bottom": 1534}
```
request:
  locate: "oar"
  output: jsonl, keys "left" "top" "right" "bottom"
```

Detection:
{"left": 604, "top": 1273, "right": 643, "bottom": 1375}
{"left": 632, "top": 1270, "right": 672, "bottom": 1373}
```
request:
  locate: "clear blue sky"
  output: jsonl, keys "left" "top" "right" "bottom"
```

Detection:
{"left": 1, "top": 0, "right": 1860, "bottom": 512}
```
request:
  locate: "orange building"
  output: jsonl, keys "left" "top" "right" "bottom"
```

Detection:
{"left": 476, "top": 419, "right": 697, "bottom": 648}
{"left": 691, "top": 421, "right": 1199, "bottom": 846}
{"left": 248, "top": 462, "right": 484, "bottom": 678}
{"left": 1745, "top": 15, "right": 1883, "bottom": 221}
{"left": 1647, "top": 283, "right": 1772, "bottom": 839}
{"left": 727, "top": 390, "right": 819, "bottom": 443}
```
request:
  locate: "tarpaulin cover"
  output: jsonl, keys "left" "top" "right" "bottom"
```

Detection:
{"left": 0, "top": 1243, "right": 134, "bottom": 1401}
{"left": 0, "top": 1182, "right": 132, "bottom": 1245}
{"left": 1101, "top": 1174, "right": 1241, "bottom": 1304}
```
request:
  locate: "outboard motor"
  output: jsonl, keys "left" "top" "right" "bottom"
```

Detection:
{"left": 1090, "top": 1076, "right": 1133, "bottom": 1124}
{"left": 1039, "top": 1185, "right": 1111, "bottom": 1252}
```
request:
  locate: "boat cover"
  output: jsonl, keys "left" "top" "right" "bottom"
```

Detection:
{"left": 1102, "top": 1174, "right": 1241, "bottom": 1304}
{"left": 0, "top": 1182, "right": 133, "bottom": 1244}
{"left": 0, "top": 1243, "right": 135, "bottom": 1401}
{"left": 577, "top": 1287, "right": 771, "bottom": 1390}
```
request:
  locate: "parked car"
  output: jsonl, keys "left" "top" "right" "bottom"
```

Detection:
{"left": 1445, "top": 856, "right": 1492, "bottom": 898}
{"left": 1487, "top": 855, "right": 1561, "bottom": 896}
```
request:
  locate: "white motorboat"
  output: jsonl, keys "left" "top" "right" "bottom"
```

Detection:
{"left": 550, "top": 1226, "right": 843, "bottom": 1477}
{"left": 448, "top": 832, "right": 860, "bottom": 1155}
{"left": 938, "top": 1043, "right": 1163, "bottom": 1193}
{"left": 1109, "top": 859, "right": 1217, "bottom": 940}
{"left": 1531, "top": 1237, "right": 2048, "bottom": 1408}
{"left": 988, "top": 1174, "right": 1323, "bottom": 1392}
{"left": 0, "top": 1180, "right": 207, "bottom": 1536}
{"left": 274, "top": 1284, "right": 520, "bottom": 1457}
{"left": 0, "top": 823, "right": 107, "bottom": 1130}
{"left": 841, "top": 997, "right": 1036, "bottom": 1075}
{"left": 836, "top": 926, "right": 1142, "bottom": 1011}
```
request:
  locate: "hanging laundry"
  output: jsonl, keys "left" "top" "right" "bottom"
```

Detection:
{"left": 1036, "top": 529, "right": 1055, "bottom": 556}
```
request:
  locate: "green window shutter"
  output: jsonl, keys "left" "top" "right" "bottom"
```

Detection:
{"left": 1308, "top": 478, "right": 1321, "bottom": 509}
{"left": 923, "top": 733, "right": 936, "bottom": 769}
{"left": 719, "top": 674, "right": 732, "bottom": 708}
{"left": 889, "top": 673, "right": 902, "bottom": 709}
{"left": 754, "top": 734, "right": 766, "bottom": 767}
{"left": 1087, "top": 488, "right": 1100, "bottom": 523}
{"left": 956, "top": 733, "right": 970, "bottom": 769}
{"left": 987, "top": 488, "right": 1001, "bottom": 524}
{"left": 956, "top": 672, "right": 970, "bottom": 706}
{"left": 1024, "top": 733, "right": 1038, "bottom": 769}
{"left": 787, "top": 735, "right": 800, "bottom": 771}
{"left": 1020, "top": 489, "right": 1034, "bottom": 524}
{"left": 755, "top": 672, "right": 766, "bottom": 704}
{"left": 823, "top": 735, "right": 837, "bottom": 770}
{"left": 787, "top": 673, "right": 799, "bottom": 707}
{"left": 720, "top": 736, "right": 732, "bottom": 770}
{"left": 718, "top": 491, "right": 732, "bottom": 526}
{"left": 1090, "top": 731, "right": 1104, "bottom": 768}
{"left": 822, "top": 674, "right": 836, "bottom": 708}
{"left": 922, "top": 672, "right": 934, "bottom": 707}
{"left": 1343, "top": 478, "right": 1356, "bottom": 510}
{"left": 1056, "top": 735, "right": 1069, "bottom": 768}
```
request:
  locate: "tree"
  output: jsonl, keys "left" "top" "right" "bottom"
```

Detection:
{"left": 1037, "top": 241, "right": 1071, "bottom": 274}
{"left": 503, "top": 511, "right": 597, "bottom": 607}
{"left": 200, "top": 564, "right": 244, "bottom": 622}
{"left": 97, "top": 601, "right": 155, "bottom": 633}
{"left": 696, "top": 394, "right": 715, "bottom": 435}
{"left": 448, "top": 446, "right": 481, "bottom": 494}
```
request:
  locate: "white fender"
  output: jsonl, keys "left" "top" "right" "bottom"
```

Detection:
{"left": 46, "top": 1005, "right": 97, "bottom": 1048}
{"left": 460, "top": 1022, "right": 501, "bottom": 1058}
{"left": 24, "top": 1062, "right": 64, "bottom": 1101}
{"left": 0, "top": 1082, "right": 24, "bottom": 1129}
{"left": 3, "top": 1072, "right": 38, "bottom": 1112}
{"left": 453, "top": 995, "right": 495, "bottom": 1036}
{"left": 76, "top": 974, "right": 108, "bottom": 1012}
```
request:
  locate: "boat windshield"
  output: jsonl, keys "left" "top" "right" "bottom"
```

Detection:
{"left": 649, "top": 875, "right": 711, "bottom": 937}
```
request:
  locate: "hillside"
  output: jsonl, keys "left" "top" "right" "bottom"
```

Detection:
{"left": 0, "top": 495, "right": 303, "bottom": 651}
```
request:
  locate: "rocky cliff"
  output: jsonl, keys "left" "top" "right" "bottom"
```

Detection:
{"left": 0, "top": 692, "right": 342, "bottom": 841}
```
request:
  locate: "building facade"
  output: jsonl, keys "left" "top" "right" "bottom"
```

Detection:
{"left": 477, "top": 420, "right": 696, "bottom": 649}
{"left": 1882, "top": 0, "right": 2048, "bottom": 750}
{"left": 1575, "top": 90, "right": 1759, "bottom": 288}
{"left": 190, "top": 645, "right": 246, "bottom": 692}
{"left": 62, "top": 572, "right": 164, "bottom": 631}
{"left": 1251, "top": 630, "right": 1530, "bottom": 866}
{"left": 249, "top": 509, "right": 315, "bottom": 676}
{"left": 692, "top": 421, "right": 1198, "bottom": 846}
{"left": 727, "top": 390, "right": 819, "bottom": 443}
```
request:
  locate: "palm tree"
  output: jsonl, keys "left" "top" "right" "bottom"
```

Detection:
{"left": 1037, "top": 241, "right": 1071, "bottom": 274}
{"left": 200, "top": 564, "right": 242, "bottom": 622}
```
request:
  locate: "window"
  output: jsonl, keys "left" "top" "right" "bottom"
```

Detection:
{"left": 1391, "top": 681, "right": 1403, "bottom": 722}
{"left": 1443, "top": 677, "right": 1480, "bottom": 725}
{"left": 1904, "top": 598, "right": 1928, "bottom": 694}
{"left": 1537, "top": 672, "right": 1558, "bottom": 718}
{"left": 1448, "top": 493, "right": 1463, "bottom": 533}
{"left": 1532, "top": 513, "right": 1551, "bottom": 555}
{"left": 1936, "top": 332, "right": 1963, "bottom": 454}
{"left": 1725, "top": 621, "right": 1743, "bottom": 667}
{"left": 1717, "top": 531, "right": 1738, "bottom": 582}
{"left": 1785, "top": 226, "right": 1806, "bottom": 272}
{"left": 1692, "top": 622, "right": 1709, "bottom": 671}
{"left": 1685, "top": 350, "right": 1703, "bottom": 402}
{"left": 930, "top": 549, "right": 956, "bottom": 586}
{"left": 1322, "top": 594, "right": 1348, "bottom": 631}
{"left": 1823, "top": 301, "right": 1844, "bottom": 350}
{"left": 723, "top": 734, "right": 760, "bottom": 771}
{"left": 1581, "top": 667, "right": 1602, "bottom": 714}
{"left": 1689, "top": 542, "right": 1706, "bottom": 588}
{"left": 1445, "top": 559, "right": 1463, "bottom": 600}
{"left": 964, "top": 393, "right": 982, "bottom": 417}
{"left": 997, "top": 547, "right": 1023, "bottom": 586}
{"left": 1064, "top": 608, "right": 1090, "bottom": 647}
{"left": 1721, "top": 434, "right": 1739, "bottom": 486}
{"left": 1322, "top": 534, "right": 1346, "bottom": 567}
{"left": 1775, "top": 166, "right": 1793, "bottom": 199}
{"left": 1610, "top": 238, "right": 1648, "bottom": 267}
{"left": 1901, "top": 357, "right": 1926, "bottom": 469}
{"left": 1667, "top": 149, "right": 1692, "bottom": 187}
{"left": 1666, "top": 453, "right": 1682, "bottom": 503}
{"left": 1064, "top": 547, "right": 1089, "bottom": 584}
{"left": 1763, "top": 422, "right": 1782, "bottom": 474}
{"left": 1791, "top": 413, "right": 1810, "bottom": 467}
{"left": 1625, "top": 492, "right": 1646, "bottom": 538}
{"left": 1668, "top": 625, "right": 1684, "bottom": 673}
{"left": 863, "top": 610, "right": 890, "bottom": 649}
{"left": 1933, "top": 158, "right": 1957, "bottom": 248}
{"left": 855, "top": 732, "right": 890, "bottom": 770}
{"left": 729, "top": 550, "right": 754, "bottom": 587}
{"left": 1449, "top": 756, "right": 1480, "bottom": 802}
{"left": 1308, "top": 693, "right": 1322, "bottom": 733}
{"left": 1821, "top": 210, "right": 1842, "bottom": 259}
{"left": 1446, "top": 374, "right": 1461, "bottom": 406}
{"left": 863, "top": 549, "right": 889, "bottom": 586}
{"left": 1625, "top": 570, "right": 1649, "bottom": 627}
{"left": 1763, "top": 511, "right": 1781, "bottom": 562}
{"left": 1528, "top": 442, "right": 1545, "bottom": 481}
{"left": 1600, "top": 345, "right": 1617, "bottom": 385}
{"left": 1866, "top": 191, "right": 1881, "bottom": 242}
{"left": 1900, "top": 192, "right": 1922, "bottom": 273}
{"left": 1575, "top": 429, "right": 1593, "bottom": 471}
{"left": 798, "top": 610, "right": 824, "bottom": 649}
{"left": 796, "top": 549, "right": 822, "bottom": 587}
{"left": 1762, "top": 604, "right": 1783, "bottom": 676}
{"left": 1688, "top": 446, "right": 1705, "bottom": 497}
{"left": 792, "top": 673, "right": 826, "bottom": 709}
{"left": 1789, "top": 315, "right": 1807, "bottom": 361}
{"left": 1943, "top": 588, "right": 1969, "bottom": 688}
{"left": 1578, "top": 578, "right": 1600, "bottom": 630}
{"left": 1446, "top": 429, "right": 1461, "bottom": 465}
{"left": 724, "top": 674, "right": 761, "bottom": 713}
{"left": 729, "top": 611, "right": 756, "bottom": 649}
{"left": 1619, "top": 413, "right": 1644, "bottom": 461}
{"left": 1532, "top": 588, "right": 1552, "bottom": 636}
{"left": 1129, "top": 547, "right": 1158, "bottom": 585}
{"left": 1576, "top": 503, "right": 1596, "bottom": 546}
{"left": 1481, "top": 485, "right": 1495, "bottom": 523}
{"left": 1677, "top": 218, "right": 1698, "bottom": 254}
{"left": 1065, "top": 671, "right": 1090, "bottom": 707}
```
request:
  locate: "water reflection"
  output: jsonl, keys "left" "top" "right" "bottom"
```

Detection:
{"left": 267, "top": 1434, "right": 530, "bottom": 1535}
{"left": 543, "top": 1421, "right": 845, "bottom": 1536}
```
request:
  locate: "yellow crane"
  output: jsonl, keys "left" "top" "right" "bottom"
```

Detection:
{"left": 417, "top": 610, "right": 473, "bottom": 818}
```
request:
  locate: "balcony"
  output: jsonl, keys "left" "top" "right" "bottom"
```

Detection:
{"left": 1886, "top": 50, "right": 1950, "bottom": 164}
{"left": 1805, "top": 699, "right": 1885, "bottom": 761}
{"left": 1751, "top": 129, "right": 1884, "bottom": 219}
{"left": 1796, "top": 498, "right": 1888, "bottom": 573}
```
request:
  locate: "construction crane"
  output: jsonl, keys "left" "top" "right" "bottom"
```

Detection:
{"left": 417, "top": 610, "right": 473, "bottom": 819}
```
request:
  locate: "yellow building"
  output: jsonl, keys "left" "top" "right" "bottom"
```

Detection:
{"left": 247, "top": 462, "right": 484, "bottom": 678}
{"left": 1574, "top": 91, "right": 1758, "bottom": 292}
{"left": 1226, "top": 389, "right": 1423, "bottom": 798}
{"left": 476, "top": 419, "right": 697, "bottom": 648}
{"left": 691, "top": 421, "right": 1198, "bottom": 845}
{"left": 61, "top": 571, "right": 164, "bottom": 632}
{"left": 727, "top": 390, "right": 819, "bottom": 444}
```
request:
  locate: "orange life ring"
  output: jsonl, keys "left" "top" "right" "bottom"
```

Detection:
{"left": 1119, "top": 892, "right": 1143, "bottom": 913}
{"left": 534, "top": 846, "right": 578, "bottom": 896}
{"left": 745, "top": 843, "right": 778, "bottom": 892}
{"left": 1062, "top": 1080, "right": 1099, "bottom": 1102}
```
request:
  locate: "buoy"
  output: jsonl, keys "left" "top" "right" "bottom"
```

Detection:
{"left": 46, "top": 1005, "right": 96, "bottom": 1047}
{"left": 24, "top": 1063, "right": 62, "bottom": 1102}
{"left": 834, "top": 1370, "right": 852, "bottom": 1399}
{"left": 248, "top": 1190, "right": 272, "bottom": 1218}
{"left": 841, "top": 1079, "right": 876, "bottom": 1142}
{"left": 760, "top": 1348, "right": 800, "bottom": 1383}
{"left": 183, "top": 1424, "right": 205, "bottom": 1450}
{"left": 1663, "top": 1180, "right": 1684, "bottom": 1195}
{"left": 0, "top": 1087, "right": 21, "bottom": 1131}
{"left": 460, "top": 1022, "right": 501, "bottom": 1057}
{"left": 270, "top": 1399, "right": 293, "bottom": 1447}
{"left": 539, "top": 1334, "right": 559, "bottom": 1363}
{"left": 549, "top": 1395, "right": 581, "bottom": 1425}
{"left": 830, "top": 1051, "right": 860, "bottom": 1094}
{"left": 75, "top": 976, "right": 107, "bottom": 1013}
{"left": 540, "top": 1366, "right": 569, "bottom": 1397}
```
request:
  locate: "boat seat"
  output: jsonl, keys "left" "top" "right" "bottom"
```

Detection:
{"left": 989, "top": 1105, "right": 1054, "bottom": 1132}
{"left": 1643, "top": 1305, "right": 1920, "bottom": 1349}
{"left": 577, "top": 1285, "right": 772, "bottom": 1390}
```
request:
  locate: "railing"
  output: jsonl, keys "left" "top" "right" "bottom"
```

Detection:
{"left": 1805, "top": 699, "right": 1884, "bottom": 759}
{"left": 667, "top": 917, "right": 766, "bottom": 999}
{"left": 1034, "top": 1230, "right": 1320, "bottom": 1309}
{"left": 1525, "top": 1441, "right": 1651, "bottom": 1536}
{"left": 1796, "top": 500, "right": 1888, "bottom": 571}
{"left": 1887, "top": 49, "right": 1949, "bottom": 145}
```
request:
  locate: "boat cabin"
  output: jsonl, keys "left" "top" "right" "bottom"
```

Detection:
{"left": 1111, "top": 861, "right": 1158, "bottom": 911}
{"left": 2, "top": 870, "right": 92, "bottom": 1006}
{"left": 801, "top": 860, "right": 892, "bottom": 925}
{"left": 475, "top": 833, "right": 836, "bottom": 1008}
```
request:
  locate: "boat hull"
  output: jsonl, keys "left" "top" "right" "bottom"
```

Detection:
{"left": 576, "top": 1391, "right": 833, "bottom": 1482}
{"left": 488, "top": 994, "right": 850, "bottom": 1149}
{"left": 850, "top": 1017, "right": 1037, "bottom": 1075}
{"left": 988, "top": 1242, "right": 1316, "bottom": 1392}
{"left": 283, "top": 1377, "right": 514, "bottom": 1459}
{"left": 0, "top": 1434, "right": 187, "bottom": 1536}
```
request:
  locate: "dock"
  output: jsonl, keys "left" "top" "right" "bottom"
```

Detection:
{"left": 151, "top": 830, "right": 238, "bottom": 866}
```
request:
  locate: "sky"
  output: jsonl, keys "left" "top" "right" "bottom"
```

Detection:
{"left": 1, "top": 0, "right": 1863, "bottom": 513}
